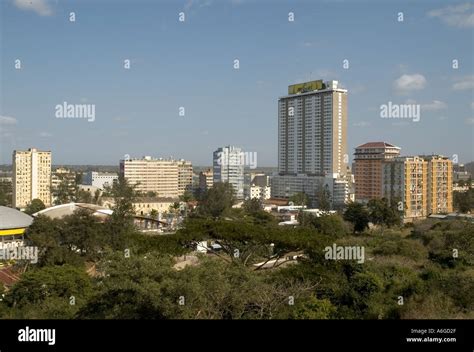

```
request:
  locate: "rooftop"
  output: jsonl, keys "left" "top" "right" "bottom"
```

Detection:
{"left": 0, "top": 206, "right": 33, "bottom": 230}
{"left": 356, "top": 142, "right": 400, "bottom": 149}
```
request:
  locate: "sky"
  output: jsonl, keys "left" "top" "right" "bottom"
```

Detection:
{"left": 0, "top": 0, "right": 473, "bottom": 166}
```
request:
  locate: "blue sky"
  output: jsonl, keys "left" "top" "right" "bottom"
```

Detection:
{"left": 1, "top": 0, "right": 473, "bottom": 166}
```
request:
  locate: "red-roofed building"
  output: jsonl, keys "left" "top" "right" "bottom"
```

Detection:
{"left": 0, "top": 266, "right": 21, "bottom": 288}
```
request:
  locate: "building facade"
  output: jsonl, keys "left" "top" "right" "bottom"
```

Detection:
{"left": 120, "top": 156, "right": 192, "bottom": 198}
{"left": 13, "top": 148, "right": 52, "bottom": 208}
{"left": 382, "top": 155, "right": 453, "bottom": 220}
{"left": 272, "top": 80, "right": 352, "bottom": 207}
{"left": 177, "top": 160, "right": 193, "bottom": 195}
{"left": 199, "top": 168, "right": 213, "bottom": 192}
{"left": 83, "top": 171, "right": 118, "bottom": 190}
{"left": 213, "top": 146, "right": 245, "bottom": 199}
{"left": 353, "top": 142, "right": 401, "bottom": 202}
{"left": 425, "top": 155, "right": 453, "bottom": 215}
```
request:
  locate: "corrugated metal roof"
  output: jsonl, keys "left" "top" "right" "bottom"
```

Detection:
{"left": 0, "top": 206, "right": 33, "bottom": 230}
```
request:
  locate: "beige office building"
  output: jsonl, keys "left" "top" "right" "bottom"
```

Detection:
{"left": 120, "top": 156, "right": 192, "bottom": 198}
{"left": 13, "top": 148, "right": 52, "bottom": 208}
{"left": 382, "top": 155, "right": 453, "bottom": 220}
{"left": 425, "top": 155, "right": 453, "bottom": 215}
{"left": 177, "top": 160, "right": 193, "bottom": 195}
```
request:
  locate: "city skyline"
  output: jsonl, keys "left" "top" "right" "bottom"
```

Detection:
{"left": 1, "top": 0, "right": 473, "bottom": 165}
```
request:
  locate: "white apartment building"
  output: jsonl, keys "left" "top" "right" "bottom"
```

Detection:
{"left": 13, "top": 148, "right": 52, "bottom": 208}
{"left": 83, "top": 171, "right": 118, "bottom": 190}
{"left": 213, "top": 146, "right": 245, "bottom": 199}
{"left": 272, "top": 80, "right": 352, "bottom": 207}
{"left": 250, "top": 185, "right": 271, "bottom": 200}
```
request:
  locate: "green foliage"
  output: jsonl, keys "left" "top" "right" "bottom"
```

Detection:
{"left": 24, "top": 198, "right": 46, "bottom": 215}
{"left": 4, "top": 181, "right": 473, "bottom": 320}
{"left": 367, "top": 198, "right": 401, "bottom": 228}
{"left": 105, "top": 176, "right": 138, "bottom": 250}
{"left": 197, "top": 182, "right": 235, "bottom": 218}
{"left": 75, "top": 189, "right": 92, "bottom": 203}
{"left": 343, "top": 202, "right": 370, "bottom": 233}
{"left": 289, "top": 192, "right": 309, "bottom": 206}
{"left": 317, "top": 186, "right": 331, "bottom": 211}
{"left": 290, "top": 296, "right": 336, "bottom": 319}
{"left": 2, "top": 265, "right": 93, "bottom": 319}
{"left": 0, "top": 180, "right": 12, "bottom": 207}
{"left": 243, "top": 198, "right": 275, "bottom": 225}
{"left": 301, "top": 213, "right": 348, "bottom": 237}
{"left": 179, "top": 190, "right": 194, "bottom": 203}
{"left": 454, "top": 189, "right": 474, "bottom": 213}
{"left": 53, "top": 179, "right": 75, "bottom": 205}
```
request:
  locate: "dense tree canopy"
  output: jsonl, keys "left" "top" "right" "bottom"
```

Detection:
{"left": 2, "top": 190, "right": 473, "bottom": 320}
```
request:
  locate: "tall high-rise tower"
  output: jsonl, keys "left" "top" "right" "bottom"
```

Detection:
{"left": 278, "top": 80, "right": 347, "bottom": 176}
{"left": 13, "top": 148, "right": 52, "bottom": 208}
{"left": 272, "top": 80, "right": 352, "bottom": 207}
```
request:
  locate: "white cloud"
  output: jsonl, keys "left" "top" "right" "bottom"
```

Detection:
{"left": 0, "top": 115, "right": 17, "bottom": 125}
{"left": 421, "top": 100, "right": 448, "bottom": 111}
{"left": 428, "top": 3, "right": 474, "bottom": 28}
{"left": 471, "top": 102, "right": 474, "bottom": 109}
{"left": 394, "top": 74, "right": 427, "bottom": 94}
{"left": 452, "top": 75, "right": 474, "bottom": 90}
{"left": 39, "top": 131, "right": 52, "bottom": 137}
{"left": 465, "top": 117, "right": 474, "bottom": 125}
{"left": 13, "top": 0, "right": 53, "bottom": 16}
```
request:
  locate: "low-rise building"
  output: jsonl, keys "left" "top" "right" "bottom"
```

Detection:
{"left": 101, "top": 196, "right": 179, "bottom": 217}
{"left": 83, "top": 171, "right": 118, "bottom": 190}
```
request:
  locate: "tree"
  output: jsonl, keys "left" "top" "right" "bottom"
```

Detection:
{"left": 179, "top": 190, "right": 194, "bottom": 203}
{"left": 454, "top": 189, "right": 473, "bottom": 213}
{"left": 197, "top": 182, "right": 235, "bottom": 218}
{"left": 75, "top": 189, "right": 92, "bottom": 203}
{"left": 149, "top": 209, "right": 158, "bottom": 219}
{"left": 289, "top": 192, "right": 309, "bottom": 207}
{"left": 75, "top": 172, "right": 83, "bottom": 186}
{"left": 302, "top": 213, "right": 348, "bottom": 237}
{"left": 343, "top": 202, "right": 369, "bottom": 233}
{"left": 3, "top": 265, "right": 93, "bottom": 319}
{"left": 105, "top": 176, "right": 138, "bottom": 249}
{"left": 367, "top": 198, "right": 401, "bottom": 228}
{"left": 93, "top": 189, "right": 101, "bottom": 205}
{"left": 24, "top": 199, "right": 46, "bottom": 215}
{"left": 54, "top": 179, "right": 74, "bottom": 205}
{"left": 318, "top": 185, "right": 331, "bottom": 211}
{"left": 0, "top": 180, "right": 12, "bottom": 207}
{"left": 243, "top": 197, "right": 262, "bottom": 214}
